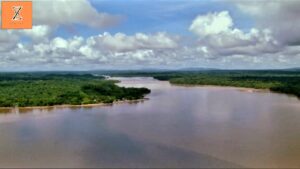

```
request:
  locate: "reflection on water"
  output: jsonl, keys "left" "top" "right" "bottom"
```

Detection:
{"left": 0, "top": 77, "right": 300, "bottom": 168}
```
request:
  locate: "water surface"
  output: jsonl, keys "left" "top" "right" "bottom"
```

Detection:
{"left": 0, "top": 77, "right": 300, "bottom": 168}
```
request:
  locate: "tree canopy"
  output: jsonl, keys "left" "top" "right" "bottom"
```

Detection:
{"left": 0, "top": 73, "right": 150, "bottom": 107}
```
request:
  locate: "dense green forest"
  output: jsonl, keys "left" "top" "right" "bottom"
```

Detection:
{"left": 0, "top": 73, "right": 150, "bottom": 107}
{"left": 109, "top": 70, "right": 300, "bottom": 98}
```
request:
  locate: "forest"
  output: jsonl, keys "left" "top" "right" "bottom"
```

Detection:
{"left": 108, "top": 70, "right": 300, "bottom": 98}
{"left": 0, "top": 73, "right": 150, "bottom": 107}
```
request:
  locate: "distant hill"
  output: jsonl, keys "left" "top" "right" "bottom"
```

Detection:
{"left": 283, "top": 67, "right": 300, "bottom": 71}
{"left": 259, "top": 68, "right": 300, "bottom": 72}
{"left": 177, "top": 67, "right": 218, "bottom": 71}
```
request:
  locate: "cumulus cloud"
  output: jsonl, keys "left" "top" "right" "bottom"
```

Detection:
{"left": 189, "top": 11, "right": 280, "bottom": 57}
{"left": 0, "top": 0, "right": 123, "bottom": 45}
{"left": 0, "top": 0, "right": 128, "bottom": 70}
{"left": 21, "top": 25, "right": 52, "bottom": 40}
{"left": 233, "top": 0, "right": 300, "bottom": 46}
{"left": 186, "top": 7, "right": 300, "bottom": 69}
{"left": 189, "top": 11, "right": 233, "bottom": 36}
{"left": 86, "top": 32, "right": 178, "bottom": 52}
{"left": 0, "top": 32, "right": 180, "bottom": 70}
{"left": 33, "top": 0, "right": 122, "bottom": 28}
{"left": 0, "top": 31, "right": 19, "bottom": 52}
{"left": 10, "top": 25, "right": 53, "bottom": 42}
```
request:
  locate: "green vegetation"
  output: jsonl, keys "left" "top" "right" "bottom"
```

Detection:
{"left": 109, "top": 70, "right": 300, "bottom": 98}
{"left": 0, "top": 73, "right": 150, "bottom": 107}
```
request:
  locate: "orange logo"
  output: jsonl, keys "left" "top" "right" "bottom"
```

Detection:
{"left": 1, "top": 1, "right": 32, "bottom": 29}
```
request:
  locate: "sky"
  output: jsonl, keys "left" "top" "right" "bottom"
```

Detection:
{"left": 1, "top": 0, "right": 300, "bottom": 71}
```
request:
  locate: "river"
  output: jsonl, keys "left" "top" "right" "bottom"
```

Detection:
{"left": 0, "top": 77, "right": 300, "bottom": 168}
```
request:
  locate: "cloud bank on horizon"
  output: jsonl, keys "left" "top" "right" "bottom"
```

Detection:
{"left": 0, "top": 0, "right": 300, "bottom": 70}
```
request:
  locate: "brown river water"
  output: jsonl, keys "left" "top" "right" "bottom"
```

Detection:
{"left": 0, "top": 77, "right": 300, "bottom": 168}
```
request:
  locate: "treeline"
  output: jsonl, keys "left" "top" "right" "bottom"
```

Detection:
{"left": 0, "top": 73, "right": 150, "bottom": 107}
{"left": 109, "top": 70, "right": 300, "bottom": 98}
{"left": 159, "top": 72, "right": 300, "bottom": 98}
{"left": 0, "top": 73, "right": 103, "bottom": 81}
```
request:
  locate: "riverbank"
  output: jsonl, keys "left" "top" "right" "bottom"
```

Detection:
{"left": 0, "top": 98, "right": 149, "bottom": 113}
{"left": 168, "top": 81, "right": 300, "bottom": 99}
{"left": 152, "top": 73, "right": 300, "bottom": 98}
{"left": 170, "top": 83, "right": 270, "bottom": 93}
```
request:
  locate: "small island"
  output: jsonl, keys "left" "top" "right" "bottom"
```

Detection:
{"left": 0, "top": 73, "right": 150, "bottom": 107}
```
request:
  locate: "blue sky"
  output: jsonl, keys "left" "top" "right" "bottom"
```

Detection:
{"left": 55, "top": 0, "right": 254, "bottom": 38}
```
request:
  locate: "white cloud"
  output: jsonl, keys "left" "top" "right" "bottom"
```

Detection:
{"left": 88, "top": 32, "right": 178, "bottom": 52}
{"left": 233, "top": 0, "right": 300, "bottom": 45}
{"left": 51, "top": 37, "right": 68, "bottom": 49}
{"left": 0, "top": 31, "right": 19, "bottom": 52}
{"left": 185, "top": 8, "right": 300, "bottom": 69}
{"left": 0, "top": 32, "right": 180, "bottom": 70}
{"left": 189, "top": 11, "right": 233, "bottom": 36}
{"left": 11, "top": 25, "right": 53, "bottom": 42}
{"left": 189, "top": 11, "right": 281, "bottom": 57}
{"left": 0, "top": 0, "right": 123, "bottom": 47}
{"left": 22, "top": 25, "right": 52, "bottom": 39}
{"left": 33, "top": 0, "right": 122, "bottom": 28}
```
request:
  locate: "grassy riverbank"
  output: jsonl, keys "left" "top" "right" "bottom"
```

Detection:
{"left": 0, "top": 73, "right": 150, "bottom": 107}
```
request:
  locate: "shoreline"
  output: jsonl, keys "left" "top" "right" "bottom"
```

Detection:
{"left": 169, "top": 83, "right": 299, "bottom": 98}
{"left": 0, "top": 98, "right": 149, "bottom": 111}
{"left": 169, "top": 83, "right": 270, "bottom": 92}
